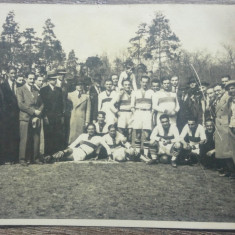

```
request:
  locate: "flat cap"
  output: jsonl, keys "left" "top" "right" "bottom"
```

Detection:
{"left": 225, "top": 80, "right": 235, "bottom": 90}
{"left": 57, "top": 66, "right": 66, "bottom": 75}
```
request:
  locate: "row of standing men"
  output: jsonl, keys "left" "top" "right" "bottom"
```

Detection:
{"left": 0, "top": 65, "right": 234, "bottom": 176}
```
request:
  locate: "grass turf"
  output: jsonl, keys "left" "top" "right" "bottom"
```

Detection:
{"left": 0, "top": 161, "right": 234, "bottom": 221}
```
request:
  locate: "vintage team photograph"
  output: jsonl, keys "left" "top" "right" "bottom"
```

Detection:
{"left": 0, "top": 2, "right": 234, "bottom": 227}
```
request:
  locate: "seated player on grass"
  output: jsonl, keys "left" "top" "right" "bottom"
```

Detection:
{"left": 44, "top": 123, "right": 111, "bottom": 163}
{"left": 102, "top": 124, "right": 135, "bottom": 162}
{"left": 149, "top": 114, "right": 182, "bottom": 167}
{"left": 180, "top": 117, "right": 206, "bottom": 165}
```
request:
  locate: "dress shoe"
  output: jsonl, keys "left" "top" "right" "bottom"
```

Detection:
{"left": 139, "top": 155, "right": 151, "bottom": 163}
{"left": 219, "top": 172, "right": 230, "bottom": 177}
{"left": 34, "top": 159, "right": 43, "bottom": 165}
{"left": 229, "top": 173, "right": 235, "bottom": 179}
{"left": 43, "top": 155, "right": 53, "bottom": 164}
{"left": 171, "top": 161, "right": 177, "bottom": 168}
{"left": 20, "top": 161, "right": 29, "bottom": 166}
{"left": 147, "top": 159, "right": 158, "bottom": 165}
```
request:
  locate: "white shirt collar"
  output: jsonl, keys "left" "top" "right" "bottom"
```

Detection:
{"left": 34, "top": 84, "right": 40, "bottom": 90}
{"left": 8, "top": 79, "right": 13, "bottom": 87}
{"left": 49, "top": 83, "right": 55, "bottom": 91}
{"left": 25, "top": 83, "right": 32, "bottom": 92}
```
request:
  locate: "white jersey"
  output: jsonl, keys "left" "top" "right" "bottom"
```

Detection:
{"left": 150, "top": 124, "right": 180, "bottom": 156}
{"left": 180, "top": 124, "right": 206, "bottom": 154}
{"left": 131, "top": 89, "right": 154, "bottom": 130}
{"left": 110, "top": 90, "right": 133, "bottom": 129}
{"left": 150, "top": 124, "right": 180, "bottom": 143}
{"left": 152, "top": 90, "right": 179, "bottom": 125}
{"left": 94, "top": 122, "right": 109, "bottom": 136}
{"left": 98, "top": 90, "right": 117, "bottom": 125}
{"left": 102, "top": 131, "right": 130, "bottom": 149}
{"left": 118, "top": 71, "right": 137, "bottom": 91}
{"left": 131, "top": 89, "right": 154, "bottom": 110}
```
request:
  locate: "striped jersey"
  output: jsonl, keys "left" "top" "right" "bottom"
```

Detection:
{"left": 131, "top": 89, "right": 154, "bottom": 110}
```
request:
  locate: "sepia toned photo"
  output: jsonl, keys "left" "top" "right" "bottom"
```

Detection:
{"left": 0, "top": 2, "right": 235, "bottom": 229}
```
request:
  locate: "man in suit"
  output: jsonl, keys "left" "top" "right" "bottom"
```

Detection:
{"left": 1, "top": 67, "right": 19, "bottom": 164}
{"left": 32, "top": 75, "right": 45, "bottom": 157}
{"left": 170, "top": 76, "right": 179, "bottom": 94}
{"left": 40, "top": 70, "right": 64, "bottom": 156}
{"left": 33, "top": 76, "right": 44, "bottom": 91}
{"left": 17, "top": 73, "right": 44, "bottom": 165}
{"left": 89, "top": 73, "right": 103, "bottom": 123}
{"left": 56, "top": 67, "right": 68, "bottom": 147}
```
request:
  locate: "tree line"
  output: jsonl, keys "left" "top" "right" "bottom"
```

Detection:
{"left": 0, "top": 10, "right": 234, "bottom": 86}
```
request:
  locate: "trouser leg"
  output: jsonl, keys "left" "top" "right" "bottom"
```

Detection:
{"left": 19, "top": 121, "right": 29, "bottom": 162}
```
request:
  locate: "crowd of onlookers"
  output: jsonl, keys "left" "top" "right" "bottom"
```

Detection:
{"left": 0, "top": 61, "right": 234, "bottom": 179}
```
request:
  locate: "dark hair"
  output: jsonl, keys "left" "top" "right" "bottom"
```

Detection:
{"left": 97, "top": 111, "right": 106, "bottom": 117}
{"left": 86, "top": 123, "right": 96, "bottom": 133}
{"left": 125, "top": 60, "right": 134, "bottom": 68}
{"left": 213, "top": 83, "right": 222, "bottom": 89}
{"left": 141, "top": 75, "right": 150, "bottom": 81}
{"left": 161, "top": 77, "right": 170, "bottom": 83}
{"left": 171, "top": 76, "right": 179, "bottom": 81}
{"left": 108, "top": 123, "right": 118, "bottom": 131}
{"left": 159, "top": 114, "right": 169, "bottom": 121}
{"left": 206, "top": 85, "right": 214, "bottom": 91}
{"left": 17, "top": 73, "right": 24, "bottom": 78}
{"left": 111, "top": 74, "right": 118, "bottom": 78}
{"left": 104, "top": 79, "right": 113, "bottom": 84}
{"left": 187, "top": 116, "right": 197, "bottom": 122}
{"left": 93, "top": 73, "right": 102, "bottom": 81}
{"left": 25, "top": 72, "right": 35, "bottom": 78}
{"left": 151, "top": 79, "right": 160, "bottom": 84}
{"left": 122, "top": 79, "right": 131, "bottom": 86}
{"left": 76, "top": 81, "right": 84, "bottom": 87}
{"left": 7, "top": 66, "right": 16, "bottom": 73}
{"left": 205, "top": 118, "right": 214, "bottom": 123}
{"left": 221, "top": 75, "right": 231, "bottom": 81}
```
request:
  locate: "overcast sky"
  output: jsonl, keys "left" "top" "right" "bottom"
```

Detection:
{"left": 0, "top": 4, "right": 234, "bottom": 62}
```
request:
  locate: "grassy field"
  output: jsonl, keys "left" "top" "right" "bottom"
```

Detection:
{"left": 0, "top": 161, "right": 234, "bottom": 222}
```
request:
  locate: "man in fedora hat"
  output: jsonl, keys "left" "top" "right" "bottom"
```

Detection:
{"left": 17, "top": 73, "right": 44, "bottom": 165}
{"left": 40, "top": 69, "right": 64, "bottom": 156}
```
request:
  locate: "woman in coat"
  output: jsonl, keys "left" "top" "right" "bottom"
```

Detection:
{"left": 67, "top": 81, "right": 91, "bottom": 144}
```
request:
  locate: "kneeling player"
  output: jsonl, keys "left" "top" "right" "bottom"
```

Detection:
{"left": 44, "top": 123, "right": 111, "bottom": 162}
{"left": 180, "top": 117, "right": 206, "bottom": 165}
{"left": 149, "top": 114, "right": 182, "bottom": 167}
{"left": 102, "top": 124, "right": 135, "bottom": 162}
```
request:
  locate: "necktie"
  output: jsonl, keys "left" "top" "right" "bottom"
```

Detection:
{"left": 78, "top": 92, "right": 81, "bottom": 98}
{"left": 11, "top": 82, "right": 15, "bottom": 94}
{"left": 99, "top": 124, "right": 103, "bottom": 133}
{"left": 112, "top": 137, "right": 116, "bottom": 147}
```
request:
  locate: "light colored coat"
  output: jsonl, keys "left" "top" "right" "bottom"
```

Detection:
{"left": 228, "top": 98, "right": 235, "bottom": 163}
{"left": 215, "top": 92, "right": 231, "bottom": 159}
{"left": 67, "top": 91, "right": 91, "bottom": 144}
